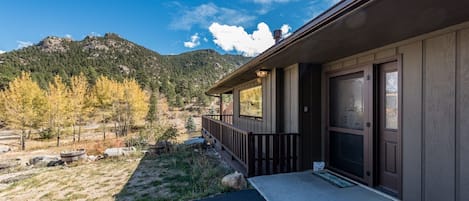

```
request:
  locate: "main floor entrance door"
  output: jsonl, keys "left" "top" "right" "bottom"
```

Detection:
{"left": 377, "top": 61, "right": 401, "bottom": 198}
{"left": 326, "top": 61, "right": 402, "bottom": 198}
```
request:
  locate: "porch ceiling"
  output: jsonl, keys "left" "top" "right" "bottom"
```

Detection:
{"left": 207, "top": 0, "right": 469, "bottom": 94}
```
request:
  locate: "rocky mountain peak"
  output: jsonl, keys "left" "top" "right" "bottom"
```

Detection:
{"left": 37, "top": 36, "right": 72, "bottom": 53}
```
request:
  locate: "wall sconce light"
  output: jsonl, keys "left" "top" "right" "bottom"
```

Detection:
{"left": 256, "top": 69, "right": 270, "bottom": 78}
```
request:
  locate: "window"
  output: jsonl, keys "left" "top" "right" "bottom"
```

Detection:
{"left": 239, "top": 85, "right": 262, "bottom": 118}
{"left": 329, "top": 72, "right": 364, "bottom": 130}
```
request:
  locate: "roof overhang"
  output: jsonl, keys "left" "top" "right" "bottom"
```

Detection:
{"left": 207, "top": 0, "right": 469, "bottom": 95}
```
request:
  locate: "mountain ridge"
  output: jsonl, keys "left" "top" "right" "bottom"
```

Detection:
{"left": 0, "top": 33, "right": 251, "bottom": 106}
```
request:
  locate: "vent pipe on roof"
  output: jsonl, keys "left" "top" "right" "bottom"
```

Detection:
{"left": 273, "top": 29, "right": 282, "bottom": 43}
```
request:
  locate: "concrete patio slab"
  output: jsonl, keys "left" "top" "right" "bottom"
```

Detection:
{"left": 249, "top": 170, "right": 397, "bottom": 201}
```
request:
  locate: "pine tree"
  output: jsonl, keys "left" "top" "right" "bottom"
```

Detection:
{"left": 185, "top": 116, "right": 195, "bottom": 133}
{"left": 146, "top": 86, "right": 159, "bottom": 129}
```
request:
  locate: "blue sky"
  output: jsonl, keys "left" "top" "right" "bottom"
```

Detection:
{"left": 0, "top": 0, "right": 339, "bottom": 56}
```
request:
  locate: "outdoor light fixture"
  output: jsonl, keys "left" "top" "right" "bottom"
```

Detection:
{"left": 256, "top": 69, "right": 270, "bottom": 78}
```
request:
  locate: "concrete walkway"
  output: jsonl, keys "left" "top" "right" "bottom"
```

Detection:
{"left": 249, "top": 170, "right": 396, "bottom": 201}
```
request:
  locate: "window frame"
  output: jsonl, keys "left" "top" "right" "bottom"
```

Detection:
{"left": 238, "top": 84, "right": 263, "bottom": 120}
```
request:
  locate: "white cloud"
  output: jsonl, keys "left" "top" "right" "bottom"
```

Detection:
{"left": 184, "top": 33, "right": 201, "bottom": 48}
{"left": 203, "top": 37, "right": 208, "bottom": 42}
{"left": 280, "top": 24, "right": 292, "bottom": 38}
{"left": 0, "top": 50, "right": 5, "bottom": 54}
{"left": 209, "top": 22, "right": 275, "bottom": 57}
{"left": 16, "top": 41, "right": 33, "bottom": 49}
{"left": 170, "top": 3, "right": 255, "bottom": 30}
{"left": 64, "top": 34, "right": 72, "bottom": 39}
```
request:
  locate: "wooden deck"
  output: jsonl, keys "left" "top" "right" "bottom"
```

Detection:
{"left": 202, "top": 115, "right": 300, "bottom": 177}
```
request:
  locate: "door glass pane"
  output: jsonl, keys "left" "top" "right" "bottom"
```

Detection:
{"left": 330, "top": 72, "right": 364, "bottom": 130}
{"left": 385, "top": 71, "right": 398, "bottom": 129}
{"left": 330, "top": 131, "right": 364, "bottom": 178}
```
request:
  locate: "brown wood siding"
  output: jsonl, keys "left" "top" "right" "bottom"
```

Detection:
{"left": 423, "top": 32, "right": 456, "bottom": 201}
{"left": 398, "top": 41, "right": 423, "bottom": 201}
{"left": 283, "top": 64, "right": 299, "bottom": 133}
{"left": 457, "top": 28, "right": 469, "bottom": 201}
{"left": 322, "top": 21, "right": 469, "bottom": 201}
{"left": 232, "top": 69, "right": 277, "bottom": 133}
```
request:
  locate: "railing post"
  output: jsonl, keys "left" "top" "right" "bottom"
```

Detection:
{"left": 219, "top": 121, "right": 224, "bottom": 150}
{"left": 247, "top": 132, "right": 254, "bottom": 177}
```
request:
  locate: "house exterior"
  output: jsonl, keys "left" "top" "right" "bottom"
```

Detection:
{"left": 201, "top": 0, "right": 469, "bottom": 200}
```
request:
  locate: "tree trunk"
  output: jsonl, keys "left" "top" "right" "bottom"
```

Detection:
{"left": 72, "top": 125, "right": 76, "bottom": 143}
{"left": 56, "top": 127, "right": 60, "bottom": 147}
{"left": 102, "top": 114, "right": 106, "bottom": 140}
{"left": 115, "top": 122, "right": 118, "bottom": 138}
{"left": 21, "top": 130, "right": 25, "bottom": 151}
{"left": 78, "top": 126, "right": 81, "bottom": 142}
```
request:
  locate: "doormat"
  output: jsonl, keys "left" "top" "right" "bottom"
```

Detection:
{"left": 313, "top": 171, "right": 356, "bottom": 188}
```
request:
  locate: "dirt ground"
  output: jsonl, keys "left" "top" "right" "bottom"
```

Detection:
{"left": 0, "top": 156, "right": 140, "bottom": 200}
{"left": 0, "top": 98, "right": 219, "bottom": 200}
{"left": 0, "top": 145, "right": 231, "bottom": 201}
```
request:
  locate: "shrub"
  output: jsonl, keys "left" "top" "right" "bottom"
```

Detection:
{"left": 39, "top": 128, "right": 53, "bottom": 139}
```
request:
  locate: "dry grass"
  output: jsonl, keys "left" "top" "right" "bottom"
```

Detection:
{"left": 0, "top": 154, "right": 141, "bottom": 201}
{"left": 0, "top": 145, "right": 232, "bottom": 201}
{"left": 115, "top": 146, "right": 232, "bottom": 201}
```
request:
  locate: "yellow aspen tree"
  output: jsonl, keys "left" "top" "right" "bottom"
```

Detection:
{"left": 92, "top": 76, "right": 114, "bottom": 140}
{"left": 47, "top": 75, "right": 71, "bottom": 147}
{"left": 121, "top": 78, "right": 149, "bottom": 135}
{"left": 110, "top": 79, "right": 124, "bottom": 137}
{"left": 70, "top": 73, "right": 89, "bottom": 142}
{"left": 1, "top": 72, "right": 47, "bottom": 150}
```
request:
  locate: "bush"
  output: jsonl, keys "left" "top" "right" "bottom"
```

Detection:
{"left": 157, "top": 126, "right": 178, "bottom": 143}
{"left": 39, "top": 128, "right": 53, "bottom": 139}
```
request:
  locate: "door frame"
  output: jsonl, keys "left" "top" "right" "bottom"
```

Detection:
{"left": 373, "top": 57, "right": 403, "bottom": 198}
{"left": 325, "top": 65, "right": 374, "bottom": 185}
{"left": 324, "top": 55, "right": 402, "bottom": 192}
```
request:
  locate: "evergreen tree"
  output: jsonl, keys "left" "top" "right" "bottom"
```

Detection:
{"left": 185, "top": 116, "right": 195, "bottom": 133}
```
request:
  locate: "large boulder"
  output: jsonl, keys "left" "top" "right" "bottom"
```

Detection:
{"left": 28, "top": 156, "right": 63, "bottom": 167}
{"left": 221, "top": 171, "right": 247, "bottom": 190}
{"left": 104, "top": 147, "right": 136, "bottom": 157}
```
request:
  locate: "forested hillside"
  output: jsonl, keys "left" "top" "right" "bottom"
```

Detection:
{"left": 0, "top": 33, "right": 250, "bottom": 106}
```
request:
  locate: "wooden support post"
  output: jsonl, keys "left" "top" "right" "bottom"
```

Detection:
{"left": 219, "top": 95, "right": 223, "bottom": 121}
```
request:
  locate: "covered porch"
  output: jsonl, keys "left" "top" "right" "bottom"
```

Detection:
{"left": 201, "top": 114, "right": 300, "bottom": 177}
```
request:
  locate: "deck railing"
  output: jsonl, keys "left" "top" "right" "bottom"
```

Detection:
{"left": 202, "top": 114, "right": 233, "bottom": 125}
{"left": 202, "top": 115, "right": 299, "bottom": 177}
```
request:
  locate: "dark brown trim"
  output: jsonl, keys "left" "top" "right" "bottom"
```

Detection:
{"left": 397, "top": 54, "right": 403, "bottom": 199}
{"left": 238, "top": 84, "right": 263, "bottom": 120}
{"left": 325, "top": 55, "right": 400, "bottom": 74}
